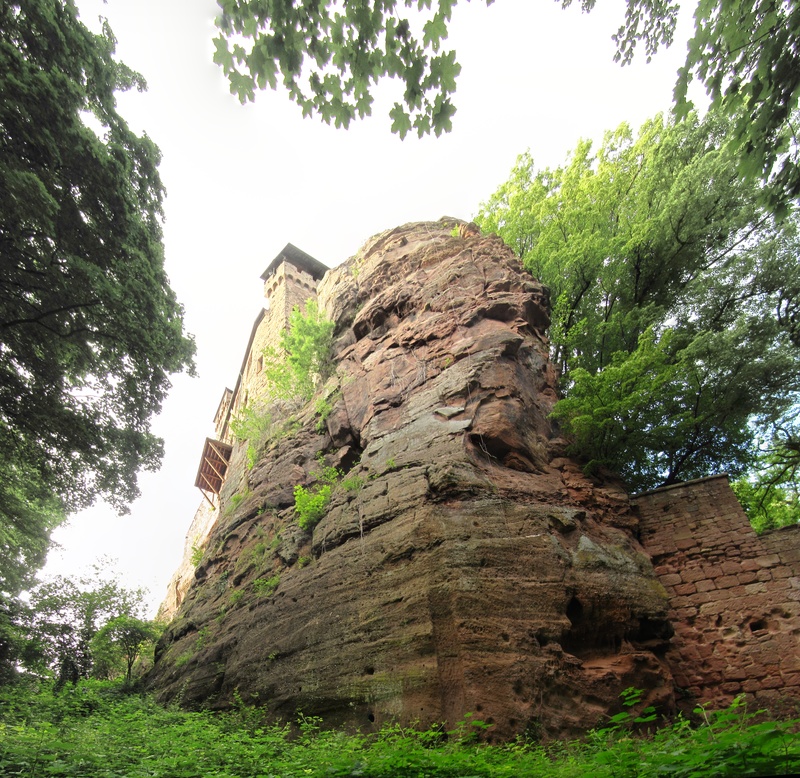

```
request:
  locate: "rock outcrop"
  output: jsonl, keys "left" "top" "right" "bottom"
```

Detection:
{"left": 148, "top": 220, "right": 675, "bottom": 739}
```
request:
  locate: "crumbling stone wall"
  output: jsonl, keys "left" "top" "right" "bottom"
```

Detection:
{"left": 635, "top": 475, "right": 800, "bottom": 714}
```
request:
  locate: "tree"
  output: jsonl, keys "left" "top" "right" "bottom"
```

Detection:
{"left": 0, "top": 0, "right": 196, "bottom": 596}
{"left": 476, "top": 112, "right": 800, "bottom": 495}
{"left": 23, "top": 565, "right": 146, "bottom": 684}
{"left": 669, "top": 0, "right": 800, "bottom": 215}
{"left": 91, "top": 615, "right": 161, "bottom": 684}
{"left": 213, "top": 0, "right": 798, "bottom": 209}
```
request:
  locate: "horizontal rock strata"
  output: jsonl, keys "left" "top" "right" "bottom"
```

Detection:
{"left": 148, "top": 220, "right": 674, "bottom": 739}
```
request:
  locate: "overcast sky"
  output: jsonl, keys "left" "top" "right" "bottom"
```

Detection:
{"left": 44, "top": 0, "right": 697, "bottom": 613}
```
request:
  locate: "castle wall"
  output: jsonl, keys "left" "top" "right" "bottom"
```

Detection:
{"left": 158, "top": 498, "right": 218, "bottom": 620}
{"left": 635, "top": 475, "right": 800, "bottom": 714}
{"left": 161, "top": 258, "right": 322, "bottom": 621}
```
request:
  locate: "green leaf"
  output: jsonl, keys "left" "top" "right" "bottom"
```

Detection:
{"left": 389, "top": 102, "right": 412, "bottom": 138}
{"left": 423, "top": 14, "right": 448, "bottom": 50}
{"left": 212, "top": 36, "right": 234, "bottom": 71}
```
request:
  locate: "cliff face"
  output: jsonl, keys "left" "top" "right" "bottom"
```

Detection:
{"left": 148, "top": 221, "right": 674, "bottom": 739}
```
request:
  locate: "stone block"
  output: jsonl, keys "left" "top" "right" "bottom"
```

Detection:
{"left": 715, "top": 575, "right": 740, "bottom": 590}
{"left": 781, "top": 672, "right": 800, "bottom": 687}
{"left": 681, "top": 567, "right": 707, "bottom": 583}
{"left": 660, "top": 573, "right": 682, "bottom": 586}
{"left": 699, "top": 600, "right": 727, "bottom": 616}
{"left": 778, "top": 547, "right": 800, "bottom": 564}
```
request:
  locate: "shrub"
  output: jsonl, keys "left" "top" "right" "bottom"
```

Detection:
{"left": 231, "top": 403, "right": 275, "bottom": 466}
{"left": 263, "top": 300, "right": 335, "bottom": 402}
{"left": 229, "top": 590, "right": 244, "bottom": 606}
{"left": 341, "top": 474, "right": 363, "bottom": 492}
{"left": 252, "top": 575, "right": 280, "bottom": 596}
{"left": 294, "top": 483, "right": 331, "bottom": 530}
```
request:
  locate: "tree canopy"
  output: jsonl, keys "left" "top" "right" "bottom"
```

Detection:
{"left": 91, "top": 614, "right": 161, "bottom": 684}
{"left": 20, "top": 564, "right": 149, "bottom": 684}
{"left": 0, "top": 1, "right": 195, "bottom": 595}
{"left": 214, "top": 0, "right": 468, "bottom": 138}
{"left": 671, "top": 0, "right": 800, "bottom": 215}
{"left": 477, "top": 112, "right": 800, "bottom": 504}
{"left": 213, "top": 0, "right": 799, "bottom": 208}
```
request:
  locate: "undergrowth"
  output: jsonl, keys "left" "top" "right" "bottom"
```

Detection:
{"left": 1, "top": 679, "right": 798, "bottom": 777}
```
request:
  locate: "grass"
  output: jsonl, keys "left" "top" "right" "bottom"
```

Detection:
{"left": 0, "top": 679, "right": 798, "bottom": 777}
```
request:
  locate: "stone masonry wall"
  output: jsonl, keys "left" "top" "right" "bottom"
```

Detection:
{"left": 635, "top": 475, "right": 800, "bottom": 715}
{"left": 158, "top": 499, "right": 218, "bottom": 619}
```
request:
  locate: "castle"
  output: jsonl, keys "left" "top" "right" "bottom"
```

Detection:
{"left": 155, "top": 224, "right": 800, "bottom": 733}
{"left": 162, "top": 244, "right": 328, "bottom": 616}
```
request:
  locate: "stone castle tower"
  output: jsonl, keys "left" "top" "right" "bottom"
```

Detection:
{"left": 160, "top": 244, "right": 327, "bottom": 618}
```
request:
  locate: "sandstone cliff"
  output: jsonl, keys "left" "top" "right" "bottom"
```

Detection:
{"left": 148, "top": 220, "right": 675, "bottom": 739}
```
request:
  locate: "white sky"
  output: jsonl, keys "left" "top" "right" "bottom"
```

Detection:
{"left": 43, "top": 0, "right": 698, "bottom": 614}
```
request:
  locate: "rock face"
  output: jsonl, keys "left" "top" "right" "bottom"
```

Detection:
{"left": 148, "top": 221, "right": 675, "bottom": 739}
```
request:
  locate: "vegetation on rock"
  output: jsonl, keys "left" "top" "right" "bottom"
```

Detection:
{"left": 294, "top": 460, "right": 344, "bottom": 531}
{"left": 231, "top": 300, "right": 334, "bottom": 470}
{"left": 263, "top": 300, "right": 335, "bottom": 402}
{"left": 294, "top": 482, "right": 333, "bottom": 530}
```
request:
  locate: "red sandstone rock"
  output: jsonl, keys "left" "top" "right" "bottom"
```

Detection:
{"left": 147, "top": 220, "right": 675, "bottom": 739}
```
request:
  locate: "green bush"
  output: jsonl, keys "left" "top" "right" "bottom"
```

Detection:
{"left": 263, "top": 300, "right": 335, "bottom": 402}
{"left": 294, "top": 483, "right": 332, "bottom": 530}
{"left": 341, "top": 473, "right": 364, "bottom": 492}
{"left": 230, "top": 403, "right": 275, "bottom": 468}
{"left": 229, "top": 590, "right": 244, "bottom": 605}
{"left": 223, "top": 489, "right": 250, "bottom": 518}
{"left": 0, "top": 681, "right": 798, "bottom": 778}
{"left": 252, "top": 575, "right": 280, "bottom": 596}
{"left": 190, "top": 544, "right": 204, "bottom": 567}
